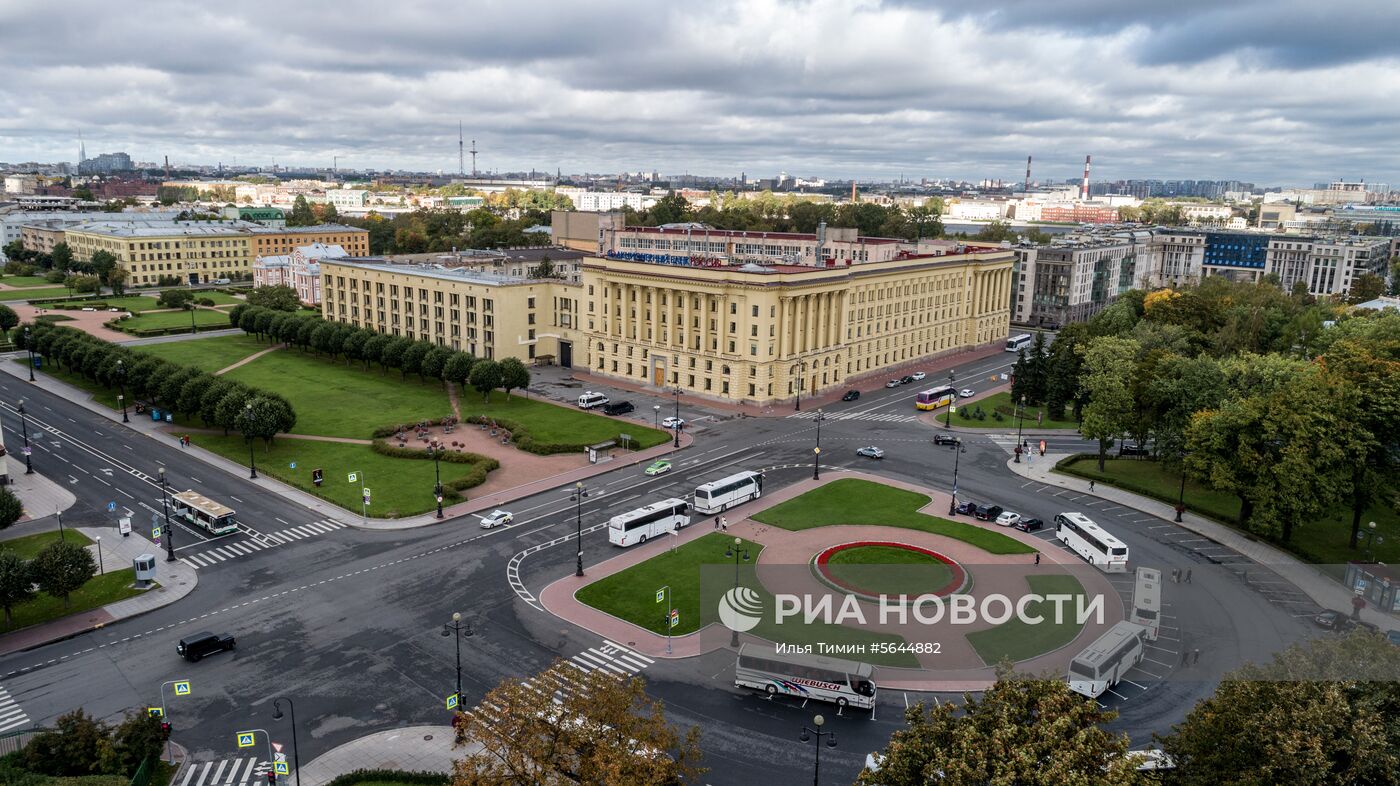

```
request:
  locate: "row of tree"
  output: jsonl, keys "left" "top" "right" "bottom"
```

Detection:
{"left": 10, "top": 708, "right": 164, "bottom": 779}
{"left": 337, "top": 207, "right": 555, "bottom": 255}
{"left": 229, "top": 305, "right": 532, "bottom": 401}
{"left": 19, "top": 324, "right": 298, "bottom": 448}
{"left": 622, "top": 191, "right": 944, "bottom": 240}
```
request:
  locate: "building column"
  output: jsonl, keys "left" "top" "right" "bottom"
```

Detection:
{"left": 776, "top": 297, "right": 787, "bottom": 358}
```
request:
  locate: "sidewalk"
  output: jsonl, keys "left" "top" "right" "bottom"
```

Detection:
{"left": 5, "top": 453, "right": 77, "bottom": 520}
{"left": 0, "top": 526, "right": 198, "bottom": 656}
{"left": 1009, "top": 453, "right": 1398, "bottom": 628}
{"left": 295, "top": 725, "right": 476, "bottom": 786}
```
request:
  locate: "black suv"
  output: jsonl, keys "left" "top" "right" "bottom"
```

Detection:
{"left": 933, "top": 434, "right": 960, "bottom": 446}
{"left": 1119, "top": 443, "right": 1150, "bottom": 457}
{"left": 177, "top": 632, "right": 236, "bottom": 662}
{"left": 841, "top": 390, "right": 860, "bottom": 402}
{"left": 900, "top": 375, "right": 915, "bottom": 385}
{"left": 602, "top": 401, "right": 635, "bottom": 416}
{"left": 973, "top": 504, "right": 1004, "bottom": 521}
{"left": 1015, "top": 517, "right": 1045, "bottom": 533}
{"left": 954, "top": 501, "right": 978, "bottom": 516}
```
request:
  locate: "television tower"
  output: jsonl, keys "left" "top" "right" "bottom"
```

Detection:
{"left": 470, "top": 139, "right": 478, "bottom": 178}
{"left": 78, "top": 132, "right": 86, "bottom": 166}
{"left": 458, "top": 122, "right": 465, "bottom": 176}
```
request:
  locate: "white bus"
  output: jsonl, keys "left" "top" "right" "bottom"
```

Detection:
{"left": 171, "top": 491, "right": 239, "bottom": 537}
{"left": 1068, "top": 621, "right": 1148, "bottom": 699}
{"left": 607, "top": 498, "right": 691, "bottom": 547}
{"left": 1006, "top": 333, "right": 1033, "bottom": 352}
{"left": 1054, "top": 512, "right": 1129, "bottom": 572}
{"left": 1130, "top": 567, "right": 1162, "bottom": 641}
{"left": 736, "top": 643, "right": 877, "bottom": 709}
{"left": 693, "top": 471, "right": 764, "bottom": 515}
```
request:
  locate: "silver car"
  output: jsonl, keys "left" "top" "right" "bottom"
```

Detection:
{"left": 856, "top": 446, "right": 885, "bottom": 459}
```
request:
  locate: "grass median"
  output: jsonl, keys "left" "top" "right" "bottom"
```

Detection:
{"left": 754, "top": 478, "right": 1036, "bottom": 555}
{"left": 0, "top": 569, "right": 146, "bottom": 634}
{"left": 948, "top": 392, "right": 1081, "bottom": 430}
{"left": 135, "top": 333, "right": 270, "bottom": 372}
{"left": 965, "top": 574, "right": 1087, "bottom": 665}
{"left": 114, "top": 308, "right": 232, "bottom": 333}
{"left": 0, "top": 530, "right": 95, "bottom": 559}
{"left": 0, "top": 286, "right": 76, "bottom": 301}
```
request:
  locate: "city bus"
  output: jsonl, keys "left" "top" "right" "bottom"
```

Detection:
{"left": 1068, "top": 621, "right": 1148, "bottom": 699}
{"left": 735, "top": 643, "right": 877, "bottom": 709}
{"left": 171, "top": 491, "right": 239, "bottom": 537}
{"left": 1006, "top": 333, "right": 1032, "bottom": 352}
{"left": 693, "top": 471, "right": 764, "bottom": 515}
{"left": 915, "top": 386, "right": 957, "bottom": 411}
{"left": 1130, "top": 567, "right": 1162, "bottom": 641}
{"left": 607, "top": 498, "right": 691, "bottom": 547}
{"left": 1054, "top": 512, "right": 1130, "bottom": 572}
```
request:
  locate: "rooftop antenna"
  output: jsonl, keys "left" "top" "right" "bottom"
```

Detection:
{"left": 458, "top": 122, "right": 465, "bottom": 176}
{"left": 470, "top": 139, "right": 478, "bottom": 178}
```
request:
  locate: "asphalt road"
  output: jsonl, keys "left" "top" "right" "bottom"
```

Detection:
{"left": 0, "top": 347, "right": 1316, "bottom": 786}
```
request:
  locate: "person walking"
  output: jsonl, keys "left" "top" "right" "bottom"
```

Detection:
{"left": 1192, "top": 648, "right": 1200, "bottom": 665}
{"left": 1088, "top": 480, "right": 1095, "bottom": 492}
{"left": 714, "top": 516, "right": 721, "bottom": 530}
{"left": 1034, "top": 552, "right": 1041, "bottom": 566}
{"left": 720, "top": 517, "right": 728, "bottom": 532}
{"left": 1181, "top": 648, "right": 1190, "bottom": 666}
{"left": 1185, "top": 569, "right": 1192, "bottom": 583}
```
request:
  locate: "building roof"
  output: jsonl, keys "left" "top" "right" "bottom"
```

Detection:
{"left": 322, "top": 259, "right": 538, "bottom": 287}
{"left": 256, "top": 243, "right": 349, "bottom": 265}
{"left": 619, "top": 225, "right": 904, "bottom": 244}
{"left": 248, "top": 223, "right": 365, "bottom": 235}
{"left": 67, "top": 219, "right": 264, "bottom": 238}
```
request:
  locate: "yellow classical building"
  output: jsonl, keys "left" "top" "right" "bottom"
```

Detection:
{"left": 64, "top": 220, "right": 257, "bottom": 285}
{"left": 250, "top": 224, "right": 369, "bottom": 258}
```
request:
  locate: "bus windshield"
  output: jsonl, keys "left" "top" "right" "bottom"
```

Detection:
{"left": 1069, "top": 659, "right": 1097, "bottom": 679}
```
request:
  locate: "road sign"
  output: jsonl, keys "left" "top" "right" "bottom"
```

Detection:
{"left": 274, "top": 762, "right": 289, "bottom": 776}
{"left": 289, "top": 462, "right": 297, "bottom": 469}
{"left": 236, "top": 731, "right": 256, "bottom": 748}
{"left": 119, "top": 518, "right": 131, "bottom": 536}
{"left": 147, "top": 707, "right": 163, "bottom": 717}
{"left": 274, "top": 752, "right": 286, "bottom": 762}
{"left": 348, "top": 472, "right": 358, "bottom": 483}
{"left": 173, "top": 681, "right": 191, "bottom": 696}
{"left": 656, "top": 589, "right": 664, "bottom": 603}
{"left": 273, "top": 742, "right": 283, "bottom": 753}
{"left": 107, "top": 502, "right": 117, "bottom": 513}
{"left": 669, "top": 609, "right": 680, "bottom": 628}
{"left": 152, "top": 526, "right": 161, "bottom": 540}
{"left": 446, "top": 693, "right": 459, "bottom": 710}
{"left": 949, "top": 405, "right": 957, "bottom": 413}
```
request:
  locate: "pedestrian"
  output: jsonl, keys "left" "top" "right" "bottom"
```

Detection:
{"left": 1192, "top": 648, "right": 1200, "bottom": 665}
{"left": 1172, "top": 568, "right": 1179, "bottom": 583}
{"left": 1089, "top": 480, "right": 1095, "bottom": 492}
{"left": 714, "top": 516, "right": 721, "bottom": 530}
{"left": 1185, "top": 568, "right": 1192, "bottom": 584}
{"left": 1181, "top": 648, "right": 1190, "bottom": 666}
{"left": 1034, "top": 552, "right": 1041, "bottom": 565}
{"left": 721, "top": 517, "right": 728, "bottom": 531}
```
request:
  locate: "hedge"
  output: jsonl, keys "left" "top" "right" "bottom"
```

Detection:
{"left": 321, "top": 770, "right": 449, "bottom": 786}
{"left": 368, "top": 437, "right": 499, "bottom": 500}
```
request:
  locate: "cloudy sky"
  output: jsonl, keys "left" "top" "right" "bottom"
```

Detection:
{"left": 2, "top": 0, "right": 1397, "bottom": 185}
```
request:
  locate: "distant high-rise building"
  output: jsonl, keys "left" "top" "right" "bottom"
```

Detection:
{"left": 77, "top": 151, "right": 133, "bottom": 175}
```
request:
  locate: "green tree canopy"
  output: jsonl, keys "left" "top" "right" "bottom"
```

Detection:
{"left": 0, "top": 551, "right": 35, "bottom": 625}
{"left": 32, "top": 540, "right": 97, "bottom": 607}
{"left": 246, "top": 285, "right": 301, "bottom": 312}
{"left": 469, "top": 359, "right": 503, "bottom": 401}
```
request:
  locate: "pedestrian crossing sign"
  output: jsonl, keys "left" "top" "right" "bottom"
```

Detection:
{"left": 152, "top": 526, "right": 161, "bottom": 539}
{"left": 348, "top": 472, "right": 358, "bottom": 483}
{"left": 173, "top": 681, "right": 191, "bottom": 696}
{"left": 236, "top": 731, "right": 255, "bottom": 748}
{"left": 446, "top": 693, "right": 459, "bottom": 710}
{"left": 147, "top": 707, "right": 163, "bottom": 717}
{"left": 656, "top": 589, "right": 664, "bottom": 603}
{"left": 669, "top": 609, "right": 680, "bottom": 628}
{"left": 274, "top": 762, "right": 289, "bottom": 775}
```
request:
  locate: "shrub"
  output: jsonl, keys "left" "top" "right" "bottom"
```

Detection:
{"left": 323, "top": 770, "right": 449, "bottom": 786}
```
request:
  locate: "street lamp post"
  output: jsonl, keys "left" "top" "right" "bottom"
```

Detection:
{"left": 724, "top": 536, "right": 750, "bottom": 647}
{"left": 672, "top": 387, "right": 682, "bottom": 448}
{"left": 95, "top": 536, "right": 103, "bottom": 574}
{"left": 244, "top": 403, "right": 257, "bottom": 479}
{"left": 24, "top": 327, "right": 34, "bottom": 382}
{"left": 944, "top": 371, "right": 956, "bottom": 429}
{"left": 799, "top": 714, "right": 837, "bottom": 786}
{"left": 158, "top": 467, "right": 175, "bottom": 561}
{"left": 117, "top": 359, "right": 129, "bottom": 423}
{"left": 653, "top": 404, "right": 660, "bottom": 429}
{"left": 792, "top": 360, "right": 807, "bottom": 412}
{"left": 187, "top": 305, "right": 197, "bottom": 334}
{"left": 18, "top": 399, "right": 32, "bottom": 475}
{"left": 441, "top": 612, "right": 474, "bottom": 703}
{"left": 271, "top": 698, "right": 302, "bottom": 786}
{"left": 572, "top": 482, "right": 588, "bottom": 577}
{"left": 1014, "top": 395, "right": 1026, "bottom": 463}
{"left": 1364, "top": 521, "right": 1379, "bottom": 561}
{"left": 812, "top": 410, "right": 825, "bottom": 481}
{"left": 430, "top": 443, "right": 444, "bottom": 519}
{"left": 948, "top": 440, "right": 966, "bottom": 515}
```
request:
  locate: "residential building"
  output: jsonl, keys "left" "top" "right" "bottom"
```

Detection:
{"left": 944, "top": 199, "right": 1009, "bottom": 221}
{"left": 326, "top": 189, "right": 368, "bottom": 209}
{"left": 1265, "top": 235, "right": 1390, "bottom": 297}
{"left": 1201, "top": 230, "right": 1271, "bottom": 282}
{"left": 551, "top": 210, "right": 625, "bottom": 253}
{"left": 253, "top": 243, "right": 345, "bottom": 305}
{"left": 3, "top": 175, "right": 39, "bottom": 194}
{"left": 77, "top": 152, "right": 133, "bottom": 175}
{"left": 2, "top": 209, "right": 183, "bottom": 261}
{"left": 603, "top": 224, "right": 905, "bottom": 266}
{"left": 248, "top": 224, "right": 369, "bottom": 258}
{"left": 1142, "top": 230, "right": 1206, "bottom": 288}
{"left": 555, "top": 188, "right": 657, "bottom": 212}
{"left": 64, "top": 220, "right": 261, "bottom": 285}
{"left": 1011, "top": 238, "right": 1140, "bottom": 326}
{"left": 19, "top": 220, "right": 72, "bottom": 255}
{"left": 1037, "top": 203, "right": 1120, "bottom": 224}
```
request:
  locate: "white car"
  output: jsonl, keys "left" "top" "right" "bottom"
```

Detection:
{"left": 479, "top": 509, "right": 513, "bottom": 529}
{"left": 995, "top": 511, "right": 1022, "bottom": 527}
{"left": 911, "top": 371, "right": 926, "bottom": 381}
{"left": 959, "top": 388, "right": 976, "bottom": 398}
{"left": 884, "top": 379, "right": 901, "bottom": 389}
{"left": 661, "top": 416, "right": 686, "bottom": 429}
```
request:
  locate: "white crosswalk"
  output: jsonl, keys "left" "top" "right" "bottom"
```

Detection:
{"left": 788, "top": 411, "right": 918, "bottom": 423}
{"left": 480, "top": 640, "right": 655, "bottom": 721}
{"left": 178, "top": 756, "right": 272, "bottom": 786}
{"left": 180, "top": 519, "right": 347, "bottom": 569}
{"left": 0, "top": 683, "right": 31, "bottom": 733}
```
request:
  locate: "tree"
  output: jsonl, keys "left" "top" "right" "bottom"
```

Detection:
{"left": 213, "top": 384, "right": 254, "bottom": 436}
{"left": 21, "top": 708, "right": 112, "bottom": 776}
{"left": 1347, "top": 272, "right": 1386, "bottom": 304}
{"left": 342, "top": 327, "right": 370, "bottom": 366}
{"left": 529, "top": 255, "right": 556, "bottom": 278}
{"left": 421, "top": 346, "right": 451, "bottom": 380}
{"left": 199, "top": 378, "right": 242, "bottom": 429}
{"left": 1078, "top": 336, "right": 1140, "bottom": 471}
{"left": 0, "top": 552, "right": 34, "bottom": 625}
{"left": 858, "top": 669, "right": 1142, "bottom": 786}
{"left": 0, "top": 487, "right": 23, "bottom": 531}
{"left": 972, "top": 220, "right": 1015, "bottom": 243}
{"left": 469, "top": 360, "right": 503, "bottom": 402}
{"left": 452, "top": 659, "right": 704, "bottom": 786}
{"left": 401, "top": 340, "right": 431, "bottom": 380}
{"left": 499, "top": 357, "right": 530, "bottom": 399}
{"left": 443, "top": 352, "right": 476, "bottom": 386}
{"left": 107, "top": 266, "right": 129, "bottom": 296}
{"left": 1162, "top": 631, "right": 1400, "bottom": 785}
{"left": 32, "top": 540, "right": 97, "bottom": 607}
{"left": 157, "top": 289, "right": 194, "bottom": 310}
{"left": 0, "top": 304, "right": 18, "bottom": 338}
{"left": 159, "top": 367, "right": 201, "bottom": 409}
{"left": 380, "top": 336, "right": 411, "bottom": 375}
{"left": 177, "top": 374, "right": 218, "bottom": 419}
{"left": 89, "top": 250, "right": 118, "bottom": 290}
{"left": 240, "top": 394, "right": 297, "bottom": 448}
{"left": 362, "top": 333, "right": 390, "bottom": 370}
{"left": 245, "top": 284, "right": 301, "bottom": 312}
{"left": 107, "top": 710, "right": 165, "bottom": 777}
{"left": 288, "top": 195, "right": 316, "bottom": 227}
{"left": 65, "top": 273, "right": 101, "bottom": 294}
{"left": 49, "top": 242, "right": 73, "bottom": 270}
{"left": 228, "top": 302, "right": 249, "bottom": 329}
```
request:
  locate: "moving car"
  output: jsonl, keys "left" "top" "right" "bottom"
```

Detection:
{"left": 899, "top": 375, "right": 915, "bottom": 385}
{"left": 662, "top": 416, "right": 686, "bottom": 429}
{"left": 177, "top": 632, "right": 235, "bottom": 662}
{"left": 958, "top": 388, "right": 976, "bottom": 398}
{"left": 885, "top": 380, "right": 901, "bottom": 389}
{"left": 841, "top": 390, "right": 861, "bottom": 402}
{"left": 911, "top": 371, "right": 926, "bottom": 381}
{"left": 212, "top": 278, "right": 232, "bottom": 285}
{"left": 1119, "top": 442, "right": 1150, "bottom": 457}
{"left": 995, "top": 511, "right": 1022, "bottom": 527}
{"left": 644, "top": 460, "right": 672, "bottom": 476}
{"left": 1014, "top": 517, "right": 1046, "bottom": 533}
{"left": 479, "top": 509, "right": 514, "bottom": 529}
{"left": 1312, "top": 610, "right": 1345, "bottom": 629}
{"left": 601, "top": 400, "right": 635, "bottom": 416}
{"left": 856, "top": 446, "right": 885, "bottom": 459}
{"left": 973, "top": 504, "right": 1004, "bottom": 521}
{"left": 933, "top": 434, "right": 960, "bottom": 446}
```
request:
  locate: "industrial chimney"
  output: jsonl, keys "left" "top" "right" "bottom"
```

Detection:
{"left": 1025, "top": 156, "right": 1032, "bottom": 193}
{"left": 1081, "top": 155, "right": 1091, "bottom": 200}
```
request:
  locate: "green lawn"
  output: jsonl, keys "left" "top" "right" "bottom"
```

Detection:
{"left": 965, "top": 574, "right": 1087, "bottom": 665}
{"left": 135, "top": 333, "right": 270, "bottom": 373}
{"left": 754, "top": 478, "right": 1036, "bottom": 555}
{"left": 951, "top": 391, "right": 1081, "bottom": 430}
{"left": 0, "top": 530, "right": 95, "bottom": 560}
{"left": 114, "top": 308, "right": 232, "bottom": 332}
{"left": 190, "top": 434, "right": 493, "bottom": 517}
{"left": 821, "top": 545, "right": 955, "bottom": 598}
{"left": 1059, "top": 456, "right": 1400, "bottom": 568}
{"left": 0, "top": 569, "right": 147, "bottom": 634}
{"left": 23, "top": 359, "right": 123, "bottom": 409}
{"left": 0, "top": 286, "right": 76, "bottom": 301}
{"left": 224, "top": 349, "right": 453, "bottom": 437}
{"left": 0, "top": 275, "right": 56, "bottom": 288}
{"left": 56, "top": 296, "right": 161, "bottom": 313}
{"left": 187, "top": 290, "right": 243, "bottom": 305}
{"left": 461, "top": 390, "right": 670, "bottom": 450}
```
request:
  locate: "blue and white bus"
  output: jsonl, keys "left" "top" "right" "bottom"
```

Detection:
{"left": 608, "top": 498, "right": 691, "bottom": 547}
{"left": 1005, "top": 333, "right": 1033, "bottom": 352}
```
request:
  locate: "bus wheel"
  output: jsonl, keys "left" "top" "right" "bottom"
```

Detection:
{"left": 837, "top": 697, "right": 848, "bottom": 707}
{"left": 765, "top": 685, "right": 777, "bottom": 696}
{"left": 639, "top": 535, "right": 647, "bottom": 543}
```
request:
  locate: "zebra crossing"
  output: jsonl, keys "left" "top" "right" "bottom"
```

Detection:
{"left": 180, "top": 519, "right": 347, "bottom": 569}
{"left": 478, "top": 640, "right": 655, "bottom": 722}
{"left": 177, "top": 756, "right": 272, "bottom": 786}
{"left": 788, "top": 411, "right": 918, "bottom": 423}
{"left": 0, "top": 683, "right": 31, "bottom": 733}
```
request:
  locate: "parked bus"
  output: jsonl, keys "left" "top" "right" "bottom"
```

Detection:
{"left": 1006, "top": 334, "right": 1033, "bottom": 352}
{"left": 693, "top": 471, "right": 763, "bottom": 515}
{"left": 608, "top": 498, "right": 691, "bottom": 547}
{"left": 1054, "top": 512, "right": 1129, "bottom": 572}
{"left": 171, "top": 491, "right": 239, "bottom": 537}
{"left": 1130, "top": 567, "right": 1162, "bottom": 641}
{"left": 1068, "top": 621, "right": 1148, "bottom": 699}
{"left": 736, "top": 643, "right": 877, "bottom": 709}
{"left": 915, "top": 386, "right": 957, "bottom": 411}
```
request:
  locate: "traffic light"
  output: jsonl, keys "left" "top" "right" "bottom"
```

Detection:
{"left": 160, "top": 722, "right": 171, "bottom": 740}
{"left": 266, "top": 772, "right": 276, "bottom": 785}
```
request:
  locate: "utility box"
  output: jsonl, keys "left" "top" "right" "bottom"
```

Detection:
{"left": 134, "top": 554, "right": 157, "bottom": 586}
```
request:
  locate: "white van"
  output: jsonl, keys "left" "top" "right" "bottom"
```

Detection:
{"left": 577, "top": 391, "right": 610, "bottom": 409}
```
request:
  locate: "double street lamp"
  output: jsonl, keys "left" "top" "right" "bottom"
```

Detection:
{"left": 117, "top": 359, "right": 129, "bottom": 423}
{"left": 1175, "top": 450, "right": 1189, "bottom": 523}
{"left": 947, "top": 439, "right": 967, "bottom": 516}
{"left": 243, "top": 403, "right": 257, "bottom": 479}
{"left": 572, "top": 482, "right": 589, "bottom": 577}
{"left": 724, "top": 536, "right": 750, "bottom": 647}
{"left": 1363, "top": 521, "right": 1380, "bottom": 561}
{"left": 792, "top": 360, "right": 808, "bottom": 412}
{"left": 799, "top": 714, "right": 837, "bottom": 786}
{"left": 812, "top": 410, "right": 825, "bottom": 481}
{"left": 158, "top": 467, "right": 175, "bottom": 562}
{"left": 428, "top": 443, "right": 445, "bottom": 519}
{"left": 652, "top": 404, "right": 661, "bottom": 429}
{"left": 17, "top": 399, "right": 32, "bottom": 475}
{"left": 671, "top": 387, "right": 682, "bottom": 448}
{"left": 1014, "top": 395, "right": 1026, "bottom": 463}
{"left": 944, "top": 370, "right": 956, "bottom": 429}
{"left": 441, "top": 612, "right": 474, "bottom": 704}
{"left": 270, "top": 698, "right": 302, "bottom": 786}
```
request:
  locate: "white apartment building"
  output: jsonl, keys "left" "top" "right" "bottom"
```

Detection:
{"left": 555, "top": 187, "right": 657, "bottom": 212}
{"left": 327, "top": 189, "right": 369, "bottom": 209}
{"left": 945, "top": 199, "right": 1010, "bottom": 221}
{"left": 1142, "top": 230, "right": 1206, "bottom": 288}
{"left": 1265, "top": 236, "right": 1390, "bottom": 297}
{"left": 252, "top": 243, "right": 347, "bottom": 305}
{"left": 3, "top": 175, "right": 39, "bottom": 195}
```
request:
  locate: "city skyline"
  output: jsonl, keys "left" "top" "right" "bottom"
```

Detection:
{"left": 3, "top": 1, "right": 1399, "bottom": 185}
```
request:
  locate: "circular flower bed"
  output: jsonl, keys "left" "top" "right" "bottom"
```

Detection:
{"left": 813, "top": 541, "right": 969, "bottom": 602}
